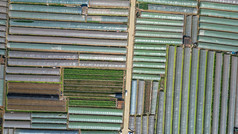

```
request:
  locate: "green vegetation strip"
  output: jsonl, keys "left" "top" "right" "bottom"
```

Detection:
{"left": 69, "top": 96, "right": 115, "bottom": 100}
{"left": 64, "top": 89, "right": 121, "bottom": 94}
{"left": 64, "top": 80, "right": 123, "bottom": 86}
{"left": 64, "top": 68, "right": 124, "bottom": 76}
{"left": 138, "top": 3, "right": 148, "bottom": 10}
{"left": 64, "top": 75, "right": 123, "bottom": 80}
{"left": 69, "top": 100, "right": 116, "bottom": 107}
{"left": 69, "top": 97, "right": 116, "bottom": 108}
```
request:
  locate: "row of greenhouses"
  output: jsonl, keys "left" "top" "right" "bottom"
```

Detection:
{"left": 2, "top": 0, "right": 129, "bottom": 133}
{"left": 128, "top": 1, "right": 238, "bottom": 133}
{"left": 129, "top": 46, "right": 238, "bottom": 134}
{"left": 133, "top": 0, "right": 238, "bottom": 80}
{"left": 1, "top": 0, "right": 238, "bottom": 133}
{"left": 4, "top": 109, "right": 123, "bottom": 131}
{"left": 198, "top": 1, "right": 238, "bottom": 51}
{"left": 0, "top": 0, "right": 6, "bottom": 55}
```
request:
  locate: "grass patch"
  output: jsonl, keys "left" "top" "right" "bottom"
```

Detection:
{"left": 138, "top": 3, "right": 148, "bottom": 10}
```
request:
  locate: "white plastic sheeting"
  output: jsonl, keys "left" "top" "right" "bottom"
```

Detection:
{"left": 6, "top": 74, "right": 60, "bottom": 82}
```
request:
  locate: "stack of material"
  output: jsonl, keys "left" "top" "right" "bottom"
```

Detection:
{"left": 198, "top": 0, "right": 238, "bottom": 51}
